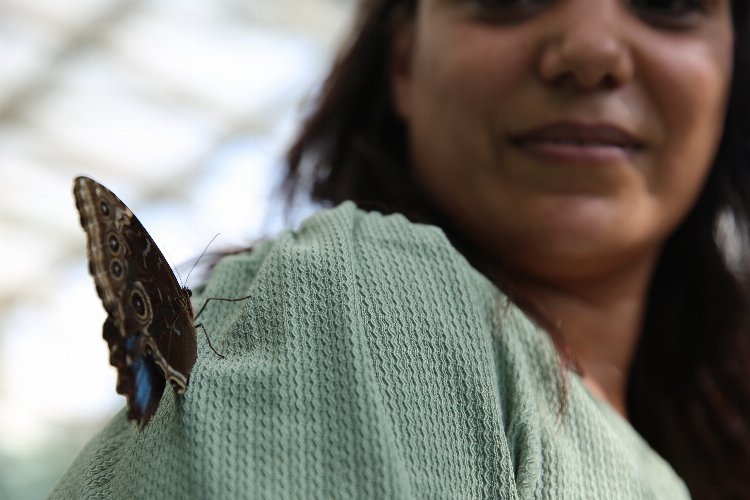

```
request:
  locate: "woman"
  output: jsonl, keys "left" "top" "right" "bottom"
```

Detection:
{"left": 53, "top": 0, "right": 750, "bottom": 498}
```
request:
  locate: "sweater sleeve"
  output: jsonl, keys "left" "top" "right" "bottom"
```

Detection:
{"left": 50, "top": 202, "right": 519, "bottom": 499}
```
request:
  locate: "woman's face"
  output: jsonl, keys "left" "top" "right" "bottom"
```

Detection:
{"left": 391, "top": 0, "right": 734, "bottom": 283}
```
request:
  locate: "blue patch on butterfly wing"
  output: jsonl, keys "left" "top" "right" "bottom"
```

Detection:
{"left": 121, "top": 335, "right": 166, "bottom": 425}
{"left": 131, "top": 357, "right": 155, "bottom": 411}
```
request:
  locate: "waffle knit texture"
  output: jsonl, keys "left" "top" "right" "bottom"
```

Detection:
{"left": 51, "top": 201, "right": 690, "bottom": 499}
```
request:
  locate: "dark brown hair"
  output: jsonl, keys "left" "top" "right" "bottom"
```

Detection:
{"left": 283, "top": 1, "right": 750, "bottom": 498}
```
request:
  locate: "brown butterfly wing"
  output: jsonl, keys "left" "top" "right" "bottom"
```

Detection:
{"left": 73, "top": 176, "right": 197, "bottom": 426}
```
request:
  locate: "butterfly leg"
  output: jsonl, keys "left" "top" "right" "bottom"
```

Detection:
{"left": 192, "top": 294, "right": 252, "bottom": 359}
{"left": 193, "top": 294, "right": 252, "bottom": 321}
{"left": 194, "top": 323, "right": 225, "bottom": 359}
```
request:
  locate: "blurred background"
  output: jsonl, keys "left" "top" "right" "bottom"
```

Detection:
{"left": 0, "top": 0, "right": 355, "bottom": 497}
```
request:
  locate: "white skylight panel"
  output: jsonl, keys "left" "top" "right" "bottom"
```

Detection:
{"left": 20, "top": 52, "right": 225, "bottom": 181}
{"left": 106, "top": 6, "right": 324, "bottom": 118}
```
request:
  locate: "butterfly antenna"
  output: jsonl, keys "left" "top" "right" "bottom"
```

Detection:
{"left": 184, "top": 233, "right": 220, "bottom": 288}
{"left": 173, "top": 261, "right": 185, "bottom": 288}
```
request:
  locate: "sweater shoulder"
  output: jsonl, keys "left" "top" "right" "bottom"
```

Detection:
{"left": 51, "top": 202, "right": 689, "bottom": 499}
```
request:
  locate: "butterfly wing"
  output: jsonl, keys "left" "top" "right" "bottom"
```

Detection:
{"left": 73, "top": 176, "right": 197, "bottom": 426}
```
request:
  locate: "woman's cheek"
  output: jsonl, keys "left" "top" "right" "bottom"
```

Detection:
{"left": 639, "top": 42, "right": 731, "bottom": 212}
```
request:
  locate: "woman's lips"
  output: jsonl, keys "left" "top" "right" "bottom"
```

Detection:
{"left": 510, "top": 122, "right": 645, "bottom": 165}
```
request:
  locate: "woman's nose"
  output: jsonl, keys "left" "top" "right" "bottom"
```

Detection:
{"left": 538, "top": 2, "right": 634, "bottom": 90}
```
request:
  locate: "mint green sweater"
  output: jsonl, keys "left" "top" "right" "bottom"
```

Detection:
{"left": 51, "top": 202, "right": 690, "bottom": 499}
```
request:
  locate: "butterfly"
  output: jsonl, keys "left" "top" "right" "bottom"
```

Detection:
{"left": 73, "top": 176, "right": 244, "bottom": 426}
